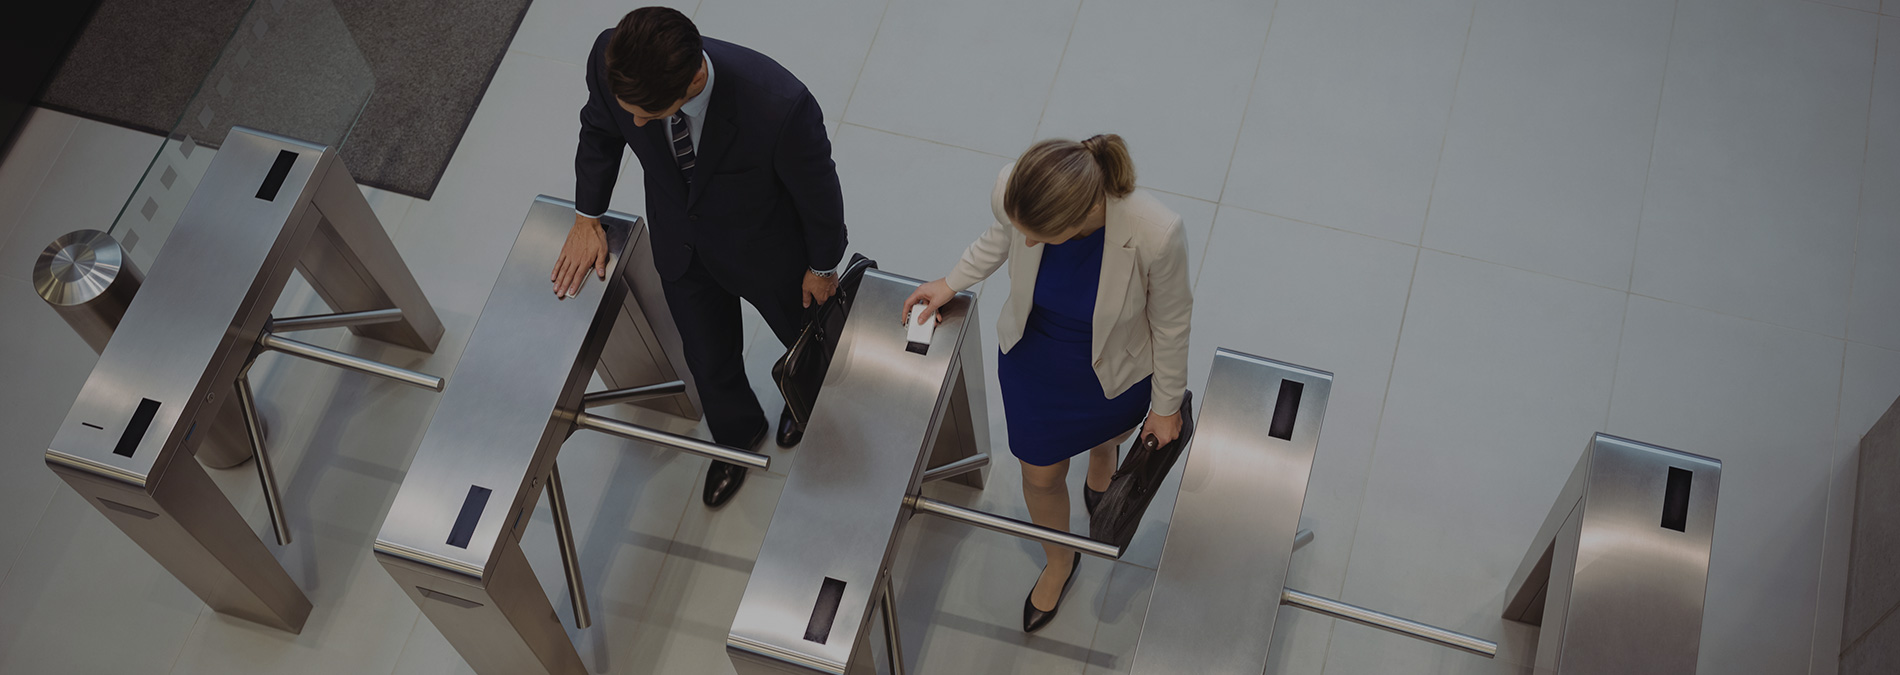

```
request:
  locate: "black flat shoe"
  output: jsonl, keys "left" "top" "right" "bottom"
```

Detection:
{"left": 775, "top": 405, "right": 804, "bottom": 448}
{"left": 1022, "top": 552, "right": 1081, "bottom": 633}
{"left": 704, "top": 425, "right": 767, "bottom": 508}
{"left": 1083, "top": 485, "right": 1106, "bottom": 516}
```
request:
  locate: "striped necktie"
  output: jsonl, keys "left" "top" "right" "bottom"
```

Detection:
{"left": 669, "top": 112, "right": 696, "bottom": 185}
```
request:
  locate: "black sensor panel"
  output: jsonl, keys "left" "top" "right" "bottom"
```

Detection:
{"left": 1661, "top": 467, "right": 1692, "bottom": 532}
{"left": 803, "top": 577, "right": 848, "bottom": 644}
{"left": 113, "top": 398, "right": 161, "bottom": 457}
{"left": 256, "top": 150, "right": 298, "bottom": 201}
{"left": 1268, "top": 379, "right": 1304, "bottom": 441}
{"left": 446, "top": 485, "right": 492, "bottom": 549}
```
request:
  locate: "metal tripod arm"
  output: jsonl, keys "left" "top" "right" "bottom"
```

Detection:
{"left": 572, "top": 412, "right": 771, "bottom": 470}
{"left": 1280, "top": 587, "right": 1498, "bottom": 658}
{"left": 905, "top": 495, "right": 1124, "bottom": 560}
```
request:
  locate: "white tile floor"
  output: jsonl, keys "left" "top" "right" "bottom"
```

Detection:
{"left": 0, "top": 1, "right": 1895, "bottom": 673}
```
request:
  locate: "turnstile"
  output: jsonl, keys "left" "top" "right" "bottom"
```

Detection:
{"left": 1503, "top": 434, "right": 1721, "bottom": 675}
{"left": 735, "top": 270, "right": 1169, "bottom": 675}
{"left": 41, "top": 127, "right": 446, "bottom": 633}
{"left": 1128, "top": 350, "right": 1495, "bottom": 674}
{"left": 375, "top": 196, "right": 759, "bottom": 675}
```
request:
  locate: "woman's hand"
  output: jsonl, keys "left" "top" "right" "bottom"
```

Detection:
{"left": 1142, "top": 409, "right": 1182, "bottom": 447}
{"left": 900, "top": 278, "right": 956, "bottom": 326}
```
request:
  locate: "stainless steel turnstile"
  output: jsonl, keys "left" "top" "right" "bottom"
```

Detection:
{"left": 1504, "top": 434, "right": 1721, "bottom": 675}
{"left": 375, "top": 196, "right": 756, "bottom": 675}
{"left": 41, "top": 127, "right": 446, "bottom": 633}
{"left": 733, "top": 270, "right": 1166, "bottom": 675}
{"left": 1128, "top": 350, "right": 1495, "bottom": 673}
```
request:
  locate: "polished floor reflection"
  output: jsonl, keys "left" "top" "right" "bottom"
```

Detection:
{"left": 2, "top": 0, "right": 1899, "bottom": 673}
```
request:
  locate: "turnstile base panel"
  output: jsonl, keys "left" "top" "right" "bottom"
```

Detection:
{"left": 1505, "top": 433, "right": 1721, "bottom": 675}
{"left": 380, "top": 539, "right": 583, "bottom": 675}
{"left": 49, "top": 447, "right": 310, "bottom": 632}
{"left": 727, "top": 270, "right": 987, "bottom": 675}
{"left": 1128, "top": 349, "right": 1332, "bottom": 675}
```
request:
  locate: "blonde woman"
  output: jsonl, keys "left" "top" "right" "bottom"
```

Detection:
{"left": 902, "top": 135, "right": 1192, "bottom": 633}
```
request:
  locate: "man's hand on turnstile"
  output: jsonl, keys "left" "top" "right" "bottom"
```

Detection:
{"left": 553, "top": 214, "right": 608, "bottom": 299}
{"left": 1142, "top": 409, "right": 1182, "bottom": 447}
{"left": 900, "top": 278, "right": 955, "bottom": 325}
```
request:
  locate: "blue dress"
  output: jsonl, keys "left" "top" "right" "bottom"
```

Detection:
{"left": 997, "top": 228, "right": 1153, "bottom": 467}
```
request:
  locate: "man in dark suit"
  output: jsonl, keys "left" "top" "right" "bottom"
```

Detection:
{"left": 553, "top": 7, "right": 846, "bottom": 508}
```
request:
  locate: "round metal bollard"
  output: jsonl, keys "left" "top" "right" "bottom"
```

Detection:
{"left": 34, "top": 230, "right": 258, "bottom": 468}
{"left": 34, "top": 230, "right": 139, "bottom": 353}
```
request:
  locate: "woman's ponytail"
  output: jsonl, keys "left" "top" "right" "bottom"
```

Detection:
{"left": 1005, "top": 134, "right": 1140, "bottom": 237}
{"left": 1080, "top": 134, "right": 1136, "bottom": 198}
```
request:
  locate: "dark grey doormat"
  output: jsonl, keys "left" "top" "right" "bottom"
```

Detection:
{"left": 36, "top": 0, "right": 534, "bottom": 200}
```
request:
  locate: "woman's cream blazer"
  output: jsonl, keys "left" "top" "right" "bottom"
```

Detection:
{"left": 945, "top": 164, "right": 1193, "bottom": 416}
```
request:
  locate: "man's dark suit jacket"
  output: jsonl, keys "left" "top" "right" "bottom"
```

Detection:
{"left": 575, "top": 32, "right": 847, "bottom": 287}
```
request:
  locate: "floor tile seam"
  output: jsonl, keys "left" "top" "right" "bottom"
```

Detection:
{"left": 1208, "top": 0, "right": 1279, "bottom": 207}
{"left": 1846, "top": 338, "right": 1900, "bottom": 355}
{"left": 0, "top": 113, "right": 81, "bottom": 258}
{"left": 1625, "top": 0, "right": 1681, "bottom": 313}
{"left": 382, "top": 613, "right": 427, "bottom": 675}
{"left": 1807, "top": 341, "right": 1855, "bottom": 673}
{"left": 160, "top": 606, "right": 209, "bottom": 675}
{"left": 1217, "top": 199, "right": 1647, "bottom": 296}
{"left": 1803, "top": 0, "right": 1888, "bottom": 18}
{"left": 1412, "top": 0, "right": 1484, "bottom": 249}
{"left": 1029, "top": 0, "right": 1086, "bottom": 140}
{"left": 1623, "top": 290, "right": 1855, "bottom": 344}
{"left": 832, "top": 0, "right": 894, "bottom": 126}
{"left": 1189, "top": 205, "right": 1219, "bottom": 294}
{"left": 1603, "top": 290, "right": 1634, "bottom": 434}
{"left": 1216, "top": 201, "right": 1424, "bottom": 250}
{"left": 0, "top": 487, "right": 62, "bottom": 589}
{"left": 1841, "top": 18, "right": 1885, "bottom": 346}
{"left": 838, "top": 121, "right": 1015, "bottom": 160}
{"left": 1316, "top": 243, "right": 1423, "bottom": 675}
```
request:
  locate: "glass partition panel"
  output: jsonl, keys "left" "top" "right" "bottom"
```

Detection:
{"left": 108, "top": 0, "right": 373, "bottom": 272}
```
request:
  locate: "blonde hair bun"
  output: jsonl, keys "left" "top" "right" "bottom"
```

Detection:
{"left": 1003, "top": 135, "right": 1138, "bottom": 238}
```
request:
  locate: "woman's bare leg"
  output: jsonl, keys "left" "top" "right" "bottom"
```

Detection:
{"left": 1085, "top": 429, "right": 1135, "bottom": 492}
{"left": 1020, "top": 458, "right": 1074, "bottom": 610}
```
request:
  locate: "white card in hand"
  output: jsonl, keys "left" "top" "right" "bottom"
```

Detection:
{"left": 906, "top": 304, "right": 934, "bottom": 355}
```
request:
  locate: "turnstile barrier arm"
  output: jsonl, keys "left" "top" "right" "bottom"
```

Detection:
{"left": 581, "top": 380, "right": 687, "bottom": 408}
{"left": 920, "top": 453, "right": 989, "bottom": 484}
{"left": 235, "top": 373, "right": 291, "bottom": 546}
{"left": 546, "top": 462, "right": 590, "bottom": 630}
{"left": 1280, "top": 587, "right": 1497, "bottom": 658}
{"left": 906, "top": 495, "right": 1124, "bottom": 560}
{"left": 260, "top": 332, "right": 445, "bottom": 391}
{"left": 267, "top": 308, "right": 406, "bottom": 333}
{"left": 572, "top": 412, "right": 770, "bottom": 470}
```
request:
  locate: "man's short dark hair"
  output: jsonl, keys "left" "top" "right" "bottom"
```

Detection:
{"left": 606, "top": 7, "right": 703, "bottom": 112}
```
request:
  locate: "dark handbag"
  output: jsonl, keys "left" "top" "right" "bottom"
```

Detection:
{"left": 1088, "top": 389, "right": 1196, "bottom": 551}
{"left": 772, "top": 254, "right": 877, "bottom": 427}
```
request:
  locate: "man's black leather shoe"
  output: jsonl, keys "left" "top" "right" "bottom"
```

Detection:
{"left": 776, "top": 405, "right": 803, "bottom": 448}
{"left": 704, "top": 425, "right": 767, "bottom": 508}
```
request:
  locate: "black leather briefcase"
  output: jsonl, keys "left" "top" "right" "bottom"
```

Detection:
{"left": 772, "top": 254, "right": 877, "bottom": 427}
{"left": 1089, "top": 389, "right": 1196, "bottom": 551}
